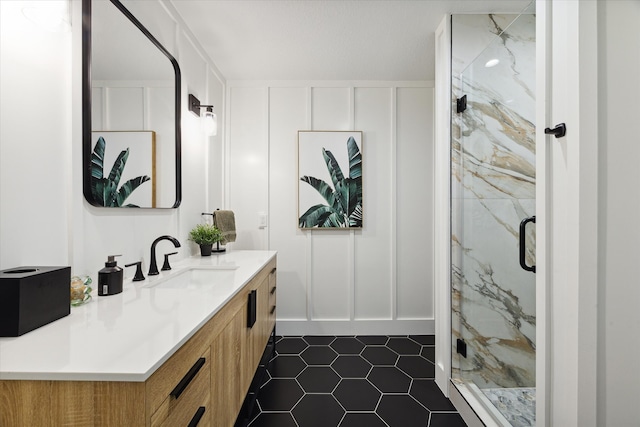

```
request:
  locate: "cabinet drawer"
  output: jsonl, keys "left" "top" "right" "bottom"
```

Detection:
{"left": 151, "top": 349, "right": 211, "bottom": 427}
{"left": 146, "top": 338, "right": 211, "bottom": 422}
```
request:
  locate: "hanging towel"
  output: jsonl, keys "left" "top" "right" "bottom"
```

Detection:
{"left": 213, "top": 210, "right": 236, "bottom": 245}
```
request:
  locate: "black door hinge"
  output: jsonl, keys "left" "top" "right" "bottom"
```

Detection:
{"left": 544, "top": 122, "right": 566, "bottom": 138}
{"left": 456, "top": 95, "right": 467, "bottom": 113}
{"left": 456, "top": 338, "right": 467, "bottom": 358}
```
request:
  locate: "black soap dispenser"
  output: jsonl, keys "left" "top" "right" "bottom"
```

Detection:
{"left": 98, "top": 255, "right": 123, "bottom": 296}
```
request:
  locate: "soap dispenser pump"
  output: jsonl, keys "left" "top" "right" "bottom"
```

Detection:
{"left": 98, "top": 255, "right": 123, "bottom": 296}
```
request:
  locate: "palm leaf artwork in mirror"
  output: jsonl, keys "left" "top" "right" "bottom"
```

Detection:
{"left": 90, "top": 136, "right": 150, "bottom": 207}
{"left": 298, "top": 132, "right": 363, "bottom": 228}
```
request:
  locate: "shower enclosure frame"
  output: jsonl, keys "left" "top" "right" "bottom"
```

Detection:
{"left": 433, "top": 2, "right": 551, "bottom": 426}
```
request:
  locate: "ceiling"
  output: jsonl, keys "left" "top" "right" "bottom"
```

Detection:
{"left": 170, "top": 0, "right": 531, "bottom": 81}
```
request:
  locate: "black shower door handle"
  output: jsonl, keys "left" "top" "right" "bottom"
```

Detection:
{"left": 519, "top": 216, "right": 536, "bottom": 273}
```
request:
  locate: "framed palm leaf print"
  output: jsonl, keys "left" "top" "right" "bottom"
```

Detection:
{"left": 298, "top": 131, "right": 363, "bottom": 229}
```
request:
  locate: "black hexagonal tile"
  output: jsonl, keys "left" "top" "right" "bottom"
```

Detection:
{"left": 249, "top": 396, "right": 262, "bottom": 421}
{"left": 410, "top": 335, "right": 435, "bottom": 345}
{"left": 420, "top": 346, "right": 435, "bottom": 363}
{"left": 276, "top": 337, "right": 309, "bottom": 355}
{"left": 330, "top": 337, "right": 365, "bottom": 355}
{"left": 331, "top": 355, "right": 372, "bottom": 378}
{"left": 409, "top": 379, "right": 456, "bottom": 411}
{"left": 361, "top": 346, "right": 398, "bottom": 365}
{"left": 249, "top": 412, "right": 298, "bottom": 427}
{"left": 387, "top": 337, "right": 421, "bottom": 355}
{"left": 251, "top": 335, "right": 464, "bottom": 425}
{"left": 333, "top": 379, "right": 381, "bottom": 411}
{"left": 356, "top": 335, "right": 388, "bottom": 345}
{"left": 260, "top": 372, "right": 271, "bottom": 388}
{"left": 301, "top": 346, "right": 338, "bottom": 365}
{"left": 268, "top": 355, "right": 307, "bottom": 378}
{"left": 429, "top": 412, "right": 467, "bottom": 427}
{"left": 293, "top": 394, "right": 345, "bottom": 427}
{"left": 297, "top": 366, "right": 340, "bottom": 393}
{"left": 397, "top": 355, "right": 435, "bottom": 379}
{"left": 376, "top": 395, "right": 430, "bottom": 427}
{"left": 367, "top": 366, "right": 411, "bottom": 393}
{"left": 257, "top": 378, "right": 304, "bottom": 411}
{"left": 303, "top": 335, "right": 336, "bottom": 345}
{"left": 339, "top": 412, "right": 387, "bottom": 427}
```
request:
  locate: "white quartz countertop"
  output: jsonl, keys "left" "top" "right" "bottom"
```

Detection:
{"left": 0, "top": 250, "right": 276, "bottom": 382}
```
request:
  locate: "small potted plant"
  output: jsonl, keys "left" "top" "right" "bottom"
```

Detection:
{"left": 188, "top": 224, "right": 222, "bottom": 256}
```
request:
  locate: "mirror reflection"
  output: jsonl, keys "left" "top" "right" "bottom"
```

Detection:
{"left": 83, "top": 0, "right": 181, "bottom": 208}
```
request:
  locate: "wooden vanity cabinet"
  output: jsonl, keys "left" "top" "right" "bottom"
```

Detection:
{"left": 0, "top": 257, "right": 276, "bottom": 427}
{"left": 268, "top": 266, "right": 277, "bottom": 333}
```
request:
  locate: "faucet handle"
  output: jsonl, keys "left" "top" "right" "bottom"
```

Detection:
{"left": 125, "top": 261, "right": 145, "bottom": 282}
{"left": 161, "top": 252, "right": 179, "bottom": 271}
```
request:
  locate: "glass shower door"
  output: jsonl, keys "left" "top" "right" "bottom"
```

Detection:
{"left": 451, "top": 5, "right": 536, "bottom": 427}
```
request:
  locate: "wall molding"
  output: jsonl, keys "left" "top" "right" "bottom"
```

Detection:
{"left": 228, "top": 80, "right": 433, "bottom": 89}
{"left": 277, "top": 319, "right": 435, "bottom": 337}
{"left": 227, "top": 81, "right": 434, "bottom": 335}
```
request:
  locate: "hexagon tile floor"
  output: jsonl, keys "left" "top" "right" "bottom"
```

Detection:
{"left": 247, "top": 335, "right": 467, "bottom": 427}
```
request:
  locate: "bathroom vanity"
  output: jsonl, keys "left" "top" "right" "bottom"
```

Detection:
{"left": 0, "top": 251, "right": 277, "bottom": 427}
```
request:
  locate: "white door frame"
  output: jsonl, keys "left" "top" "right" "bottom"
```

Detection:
{"left": 544, "top": 1, "right": 600, "bottom": 426}
{"left": 433, "top": 14, "right": 451, "bottom": 396}
{"left": 534, "top": 1, "right": 549, "bottom": 424}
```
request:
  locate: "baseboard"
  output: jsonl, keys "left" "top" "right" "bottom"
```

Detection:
{"left": 275, "top": 319, "right": 434, "bottom": 336}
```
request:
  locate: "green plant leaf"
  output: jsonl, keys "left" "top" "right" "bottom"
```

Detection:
{"left": 323, "top": 148, "right": 351, "bottom": 214}
{"left": 347, "top": 136, "right": 363, "bottom": 207}
{"left": 188, "top": 223, "right": 222, "bottom": 244}
{"left": 347, "top": 137, "right": 362, "bottom": 180}
{"left": 299, "top": 204, "right": 335, "bottom": 228}
{"left": 322, "top": 148, "right": 345, "bottom": 194}
{"left": 349, "top": 203, "right": 363, "bottom": 227}
{"left": 91, "top": 137, "right": 106, "bottom": 180}
{"left": 101, "top": 179, "right": 118, "bottom": 207}
{"left": 300, "top": 176, "right": 336, "bottom": 208}
{"left": 107, "top": 149, "right": 130, "bottom": 192}
{"left": 90, "top": 137, "right": 107, "bottom": 202}
{"left": 114, "top": 175, "right": 150, "bottom": 207}
{"left": 323, "top": 212, "right": 347, "bottom": 227}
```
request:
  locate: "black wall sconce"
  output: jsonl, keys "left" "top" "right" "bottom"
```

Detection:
{"left": 188, "top": 94, "right": 217, "bottom": 136}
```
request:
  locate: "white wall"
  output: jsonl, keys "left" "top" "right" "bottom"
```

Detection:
{"left": 0, "top": 1, "right": 72, "bottom": 268}
{"left": 0, "top": 0, "right": 225, "bottom": 285}
{"left": 597, "top": 1, "right": 640, "bottom": 425}
{"left": 226, "top": 81, "right": 434, "bottom": 335}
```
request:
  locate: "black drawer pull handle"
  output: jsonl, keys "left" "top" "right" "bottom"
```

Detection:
{"left": 519, "top": 216, "right": 536, "bottom": 273}
{"left": 170, "top": 358, "right": 206, "bottom": 399}
{"left": 270, "top": 305, "right": 276, "bottom": 315}
{"left": 187, "top": 406, "right": 206, "bottom": 427}
{"left": 270, "top": 267, "right": 277, "bottom": 274}
{"left": 270, "top": 286, "right": 276, "bottom": 295}
{"left": 248, "top": 290, "right": 257, "bottom": 328}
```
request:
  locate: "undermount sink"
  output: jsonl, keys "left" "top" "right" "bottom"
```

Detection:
{"left": 143, "top": 266, "right": 238, "bottom": 289}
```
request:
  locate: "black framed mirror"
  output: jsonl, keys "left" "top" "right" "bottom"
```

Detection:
{"left": 82, "top": 0, "right": 181, "bottom": 208}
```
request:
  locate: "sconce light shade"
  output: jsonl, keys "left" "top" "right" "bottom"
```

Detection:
{"left": 204, "top": 108, "right": 218, "bottom": 136}
{"left": 189, "top": 94, "right": 217, "bottom": 136}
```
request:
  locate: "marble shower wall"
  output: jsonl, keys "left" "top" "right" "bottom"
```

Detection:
{"left": 451, "top": 11, "right": 536, "bottom": 389}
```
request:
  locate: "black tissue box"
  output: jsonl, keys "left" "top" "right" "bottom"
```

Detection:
{"left": 0, "top": 266, "right": 71, "bottom": 337}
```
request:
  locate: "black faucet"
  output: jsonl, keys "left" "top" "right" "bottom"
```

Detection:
{"left": 149, "top": 235, "right": 181, "bottom": 276}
